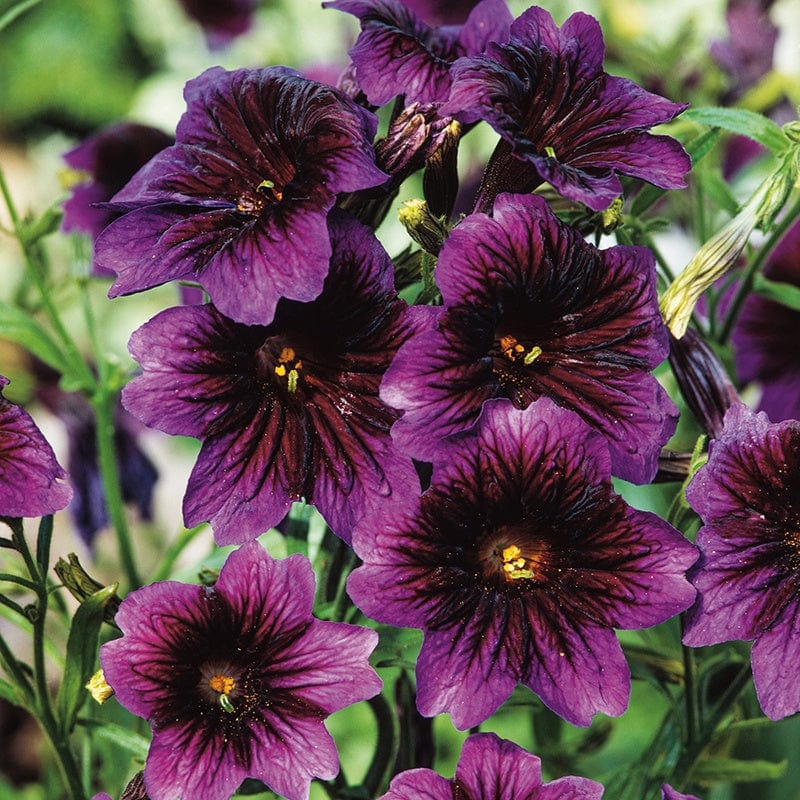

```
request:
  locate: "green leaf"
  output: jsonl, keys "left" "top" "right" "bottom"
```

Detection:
{"left": 372, "top": 625, "right": 422, "bottom": 669}
{"left": 691, "top": 756, "right": 788, "bottom": 784}
{"left": 55, "top": 583, "right": 118, "bottom": 734}
{"left": 696, "top": 168, "right": 741, "bottom": 216}
{"left": 19, "top": 205, "right": 64, "bottom": 246}
{"left": 0, "top": 301, "right": 66, "bottom": 372}
{"left": 0, "top": 0, "right": 42, "bottom": 32}
{"left": 751, "top": 273, "right": 800, "bottom": 311}
{"left": 0, "top": 676, "right": 25, "bottom": 707}
{"left": 77, "top": 719, "right": 150, "bottom": 760}
{"left": 683, "top": 107, "right": 789, "bottom": 154}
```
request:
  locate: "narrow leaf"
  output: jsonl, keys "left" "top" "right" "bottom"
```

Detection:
{"left": 691, "top": 756, "right": 788, "bottom": 783}
{"left": 78, "top": 719, "right": 150, "bottom": 760}
{"left": 683, "top": 107, "right": 788, "bottom": 154}
{"left": 0, "top": 0, "right": 42, "bottom": 32}
{"left": 0, "top": 676, "right": 25, "bottom": 707}
{"left": 751, "top": 274, "right": 800, "bottom": 311}
{"left": 0, "top": 301, "right": 66, "bottom": 372}
{"left": 56, "top": 583, "right": 118, "bottom": 734}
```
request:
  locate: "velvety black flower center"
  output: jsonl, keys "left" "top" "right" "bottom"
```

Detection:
{"left": 256, "top": 338, "right": 306, "bottom": 394}
{"left": 471, "top": 523, "right": 556, "bottom": 590}
{"left": 196, "top": 659, "right": 265, "bottom": 722}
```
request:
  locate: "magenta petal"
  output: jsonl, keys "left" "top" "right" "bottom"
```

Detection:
{"left": 381, "top": 769, "right": 451, "bottom": 800}
{"left": 0, "top": 376, "right": 72, "bottom": 518}
{"left": 751, "top": 601, "right": 800, "bottom": 721}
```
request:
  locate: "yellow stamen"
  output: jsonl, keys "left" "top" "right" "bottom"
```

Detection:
{"left": 257, "top": 179, "right": 283, "bottom": 202}
{"left": 287, "top": 369, "right": 299, "bottom": 393}
{"left": 85, "top": 669, "right": 114, "bottom": 705}
{"left": 500, "top": 544, "right": 536, "bottom": 581}
{"left": 499, "top": 336, "right": 543, "bottom": 366}
{"left": 209, "top": 674, "right": 236, "bottom": 696}
{"left": 274, "top": 364, "right": 287, "bottom": 377}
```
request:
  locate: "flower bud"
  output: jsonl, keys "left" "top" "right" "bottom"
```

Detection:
{"left": 423, "top": 119, "right": 462, "bottom": 219}
{"left": 54, "top": 553, "right": 121, "bottom": 625}
{"left": 661, "top": 140, "right": 800, "bottom": 337}
{"left": 669, "top": 328, "right": 739, "bottom": 438}
{"left": 85, "top": 669, "right": 114, "bottom": 705}
{"left": 398, "top": 199, "right": 449, "bottom": 255}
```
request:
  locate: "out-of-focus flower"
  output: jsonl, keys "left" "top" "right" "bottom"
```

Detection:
{"left": 122, "top": 213, "right": 421, "bottom": 545}
{"left": 669, "top": 328, "right": 739, "bottom": 438}
{"left": 0, "top": 375, "right": 72, "bottom": 519}
{"left": 382, "top": 192, "right": 677, "bottom": 484}
{"left": 101, "top": 541, "right": 381, "bottom": 800}
{"left": 96, "top": 66, "right": 387, "bottom": 326}
{"left": 443, "top": 6, "right": 690, "bottom": 212}
{"left": 61, "top": 122, "right": 173, "bottom": 262}
{"left": 683, "top": 402, "right": 800, "bottom": 720}
{"left": 379, "top": 731, "right": 604, "bottom": 800}
{"left": 176, "top": 0, "right": 257, "bottom": 49}
{"left": 401, "top": 0, "right": 482, "bottom": 26}
{"left": 33, "top": 362, "right": 157, "bottom": 549}
{"left": 324, "top": 0, "right": 512, "bottom": 105}
{"left": 733, "top": 218, "right": 800, "bottom": 421}
{"left": 349, "top": 399, "right": 697, "bottom": 728}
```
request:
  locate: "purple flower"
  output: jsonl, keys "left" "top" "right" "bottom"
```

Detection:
{"left": 682, "top": 402, "right": 800, "bottom": 720}
{"left": 381, "top": 192, "right": 677, "bottom": 484}
{"left": 176, "top": 0, "right": 257, "bottom": 48}
{"left": 443, "top": 7, "right": 690, "bottom": 211}
{"left": 91, "top": 771, "right": 149, "bottom": 800}
{"left": 379, "top": 731, "right": 604, "bottom": 800}
{"left": 122, "top": 213, "right": 420, "bottom": 545}
{"left": 101, "top": 541, "right": 381, "bottom": 800}
{"left": 348, "top": 398, "right": 697, "bottom": 728}
{"left": 401, "top": 0, "right": 482, "bottom": 26}
{"left": 61, "top": 122, "right": 173, "bottom": 246}
{"left": 0, "top": 376, "right": 72, "bottom": 519}
{"left": 732, "top": 219, "right": 800, "bottom": 422}
{"left": 324, "top": 0, "right": 512, "bottom": 105}
{"left": 33, "top": 361, "right": 158, "bottom": 549}
{"left": 662, "top": 786, "right": 702, "bottom": 800}
{"left": 96, "top": 66, "right": 387, "bottom": 326}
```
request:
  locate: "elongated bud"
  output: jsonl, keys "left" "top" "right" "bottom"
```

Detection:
{"left": 654, "top": 449, "right": 693, "bottom": 483}
{"left": 423, "top": 119, "right": 462, "bottom": 219}
{"left": 669, "top": 328, "right": 739, "bottom": 438}
{"left": 119, "top": 771, "right": 149, "bottom": 800}
{"left": 661, "top": 138, "right": 800, "bottom": 337}
{"left": 375, "top": 103, "right": 450, "bottom": 178}
{"left": 54, "top": 552, "right": 121, "bottom": 625}
{"left": 398, "top": 199, "right": 449, "bottom": 255}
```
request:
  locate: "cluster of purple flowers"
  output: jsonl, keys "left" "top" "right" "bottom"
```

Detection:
{"left": 3, "top": 1, "right": 797, "bottom": 800}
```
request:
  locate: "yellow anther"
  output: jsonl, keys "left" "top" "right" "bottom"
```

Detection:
{"left": 209, "top": 674, "right": 236, "bottom": 696}
{"left": 278, "top": 347, "right": 296, "bottom": 363}
{"left": 523, "top": 346, "right": 543, "bottom": 365}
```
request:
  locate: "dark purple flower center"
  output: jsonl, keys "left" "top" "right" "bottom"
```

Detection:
{"left": 197, "top": 661, "right": 264, "bottom": 718}
{"left": 237, "top": 177, "right": 287, "bottom": 215}
{"left": 256, "top": 337, "right": 307, "bottom": 395}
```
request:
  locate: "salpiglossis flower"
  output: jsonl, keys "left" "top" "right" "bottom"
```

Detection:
{"left": 122, "top": 212, "right": 421, "bottom": 545}
{"left": 348, "top": 398, "right": 697, "bottom": 728}
{"left": 381, "top": 192, "right": 677, "bottom": 484}
{"left": 97, "top": 66, "right": 388, "bottom": 325}
{"left": 101, "top": 541, "right": 382, "bottom": 800}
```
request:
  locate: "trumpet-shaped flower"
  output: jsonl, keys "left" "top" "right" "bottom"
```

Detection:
{"left": 379, "top": 732, "right": 604, "bottom": 800}
{"left": 101, "top": 541, "right": 382, "bottom": 800}
{"left": 443, "top": 6, "right": 690, "bottom": 211}
{"left": 96, "top": 66, "right": 387, "bottom": 325}
{"left": 122, "top": 213, "right": 420, "bottom": 545}
{"left": 683, "top": 402, "right": 800, "bottom": 720}
{"left": 381, "top": 192, "right": 677, "bottom": 484}
{"left": 348, "top": 398, "right": 697, "bottom": 728}
{"left": 0, "top": 376, "right": 72, "bottom": 519}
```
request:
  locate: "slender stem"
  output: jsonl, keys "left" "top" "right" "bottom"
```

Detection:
{"left": 10, "top": 523, "right": 86, "bottom": 800}
{"left": 718, "top": 192, "right": 800, "bottom": 344}
{"left": 0, "top": 166, "right": 95, "bottom": 391}
{"left": 680, "top": 618, "right": 701, "bottom": 749}
{"left": 92, "top": 388, "right": 141, "bottom": 590}
{"left": 151, "top": 524, "right": 206, "bottom": 582}
{"left": 364, "top": 693, "right": 400, "bottom": 797}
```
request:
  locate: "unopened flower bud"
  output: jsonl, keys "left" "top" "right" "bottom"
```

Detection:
{"left": 661, "top": 141, "right": 800, "bottom": 337}
{"left": 600, "top": 197, "right": 625, "bottom": 233}
{"left": 423, "top": 119, "right": 462, "bottom": 219}
{"left": 375, "top": 103, "right": 450, "bottom": 178}
{"left": 54, "top": 553, "right": 121, "bottom": 625}
{"left": 398, "top": 199, "right": 449, "bottom": 255}
{"left": 86, "top": 669, "right": 114, "bottom": 705}
{"left": 669, "top": 328, "right": 739, "bottom": 438}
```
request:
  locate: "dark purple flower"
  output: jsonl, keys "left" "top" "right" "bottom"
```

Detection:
{"left": 711, "top": 0, "right": 778, "bottom": 99}
{"left": 33, "top": 362, "right": 158, "bottom": 549}
{"left": 91, "top": 771, "right": 149, "bottom": 800}
{"left": 101, "top": 541, "right": 382, "bottom": 800}
{"left": 401, "top": 0, "right": 482, "bottom": 26}
{"left": 0, "top": 376, "right": 72, "bottom": 519}
{"left": 324, "top": 0, "right": 512, "bottom": 105}
{"left": 348, "top": 398, "right": 697, "bottom": 728}
{"left": 380, "top": 731, "right": 604, "bottom": 800}
{"left": 732, "top": 219, "right": 800, "bottom": 422}
{"left": 443, "top": 7, "right": 690, "bottom": 211}
{"left": 662, "top": 786, "right": 702, "bottom": 800}
{"left": 122, "top": 213, "right": 421, "bottom": 545}
{"left": 177, "top": 0, "right": 257, "bottom": 48}
{"left": 96, "top": 66, "right": 387, "bottom": 326}
{"left": 682, "top": 402, "right": 800, "bottom": 720}
{"left": 381, "top": 192, "right": 677, "bottom": 484}
{"left": 61, "top": 122, "right": 173, "bottom": 246}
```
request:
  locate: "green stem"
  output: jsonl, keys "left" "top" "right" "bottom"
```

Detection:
{"left": 10, "top": 523, "right": 86, "bottom": 800}
{"left": 718, "top": 191, "right": 800, "bottom": 344}
{"left": 0, "top": 166, "right": 95, "bottom": 391}
{"left": 681, "top": 621, "right": 701, "bottom": 749}
{"left": 151, "top": 524, "right": 207, "bottom": 582}
{"left": 363, "top": 693, "right": 400, "bottom": 797}
{"left": 92, "top": 388, "right": 141, "bottom": 590}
